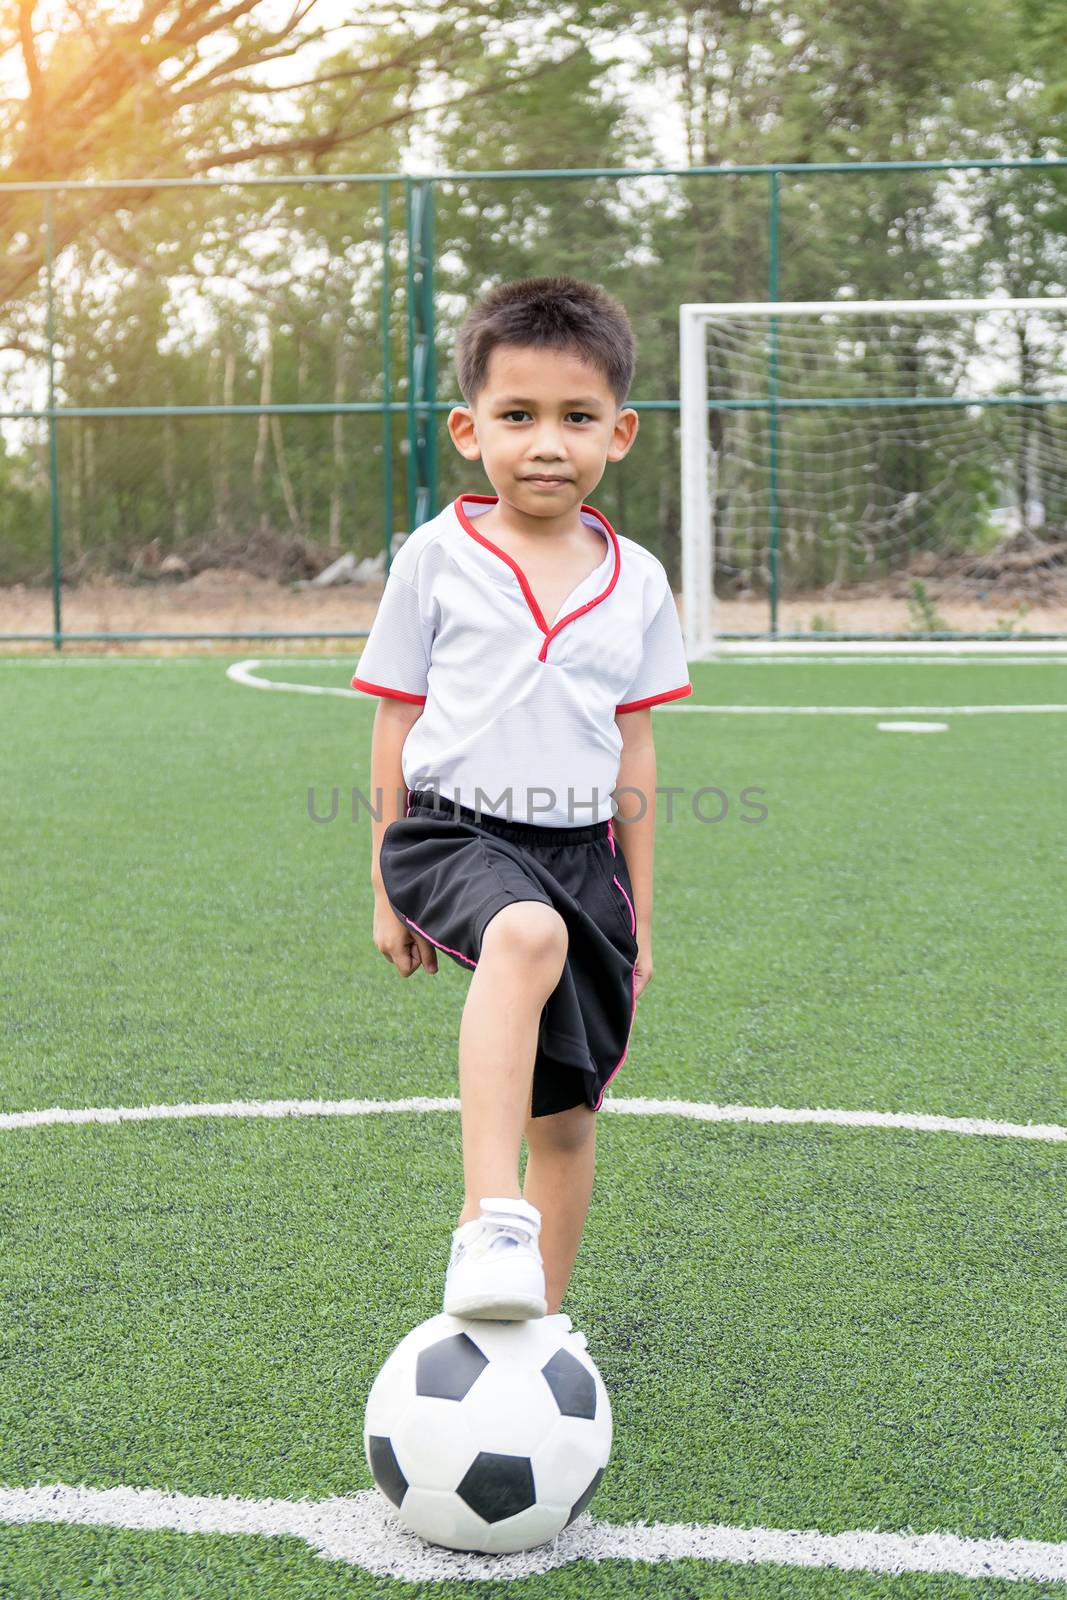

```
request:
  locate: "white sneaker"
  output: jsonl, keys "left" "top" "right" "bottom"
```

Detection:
{"left": 442, "top": 1195, "right": 548, "bottom": 1321}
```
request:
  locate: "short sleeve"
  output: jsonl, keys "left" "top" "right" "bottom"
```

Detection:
{"left": 615, "top": 583, "right": 692, "bottom": 714}
{"left": 351, "top": 567, "right": 433, "bottom": 705}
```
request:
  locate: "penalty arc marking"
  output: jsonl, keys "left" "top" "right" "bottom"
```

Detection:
{"left": 0, "top": 1094, "right": 1065, "bottom": 1141}
{"left": 225, "top": 658, "right": 1067, "bottom": 712}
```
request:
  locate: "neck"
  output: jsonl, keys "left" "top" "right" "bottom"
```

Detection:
{"left": 474, "top": 493, "right": 587, "bottom": 544}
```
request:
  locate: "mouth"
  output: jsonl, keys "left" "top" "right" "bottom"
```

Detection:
{"left": 523, "top": 475, "right": 573, "bottom": 487}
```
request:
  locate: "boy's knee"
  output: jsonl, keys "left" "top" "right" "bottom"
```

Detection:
{"left": 526, "top": 1101, "right": 596, "bottom": 1153}
{"left": 481, "top": 900, "right": 568, "bottom": 969}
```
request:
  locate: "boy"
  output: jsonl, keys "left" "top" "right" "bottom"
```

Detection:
{"left": 354, "top": 275, "right": 691, "bottom": 1323}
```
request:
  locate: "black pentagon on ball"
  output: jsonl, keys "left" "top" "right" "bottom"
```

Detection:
{"left": 457, "top": 1451, "right": 536, "bottom": 1522}
{"left": 367, "top": 1435, "right": 408, "bottom": 1508}
{"left": 564, "top": 1464, "right": 605, "bottom": 1528}
{"left": 416, "top": 1331, "right": 489, "bottom": 1401}
{"left": 541, "top": 1346, "right": 597, "bottom": 1419}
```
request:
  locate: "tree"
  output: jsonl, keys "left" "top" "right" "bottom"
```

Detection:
{"left": 0, "top": 0, "right": 588, "bottom": 310}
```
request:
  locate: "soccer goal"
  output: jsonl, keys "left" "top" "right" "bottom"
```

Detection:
{"left": 679, "top": 297, "right": 1067, "bottom": 654}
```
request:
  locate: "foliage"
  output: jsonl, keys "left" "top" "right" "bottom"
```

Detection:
{"left": 0, "top": 0, "right": 1064, "bottom": 586}
{"left": 906, "top": 577, "right": 952, "bottom": 633}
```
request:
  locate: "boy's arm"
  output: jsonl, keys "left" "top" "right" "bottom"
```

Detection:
{"left": 369, "top": 696, "right": 423, "bottom": 892}
{"left": 612, "top": 706, "right": 656, "bottom": 983}
{"left": 367, "top": 696, "right": 439, "bottom": 977}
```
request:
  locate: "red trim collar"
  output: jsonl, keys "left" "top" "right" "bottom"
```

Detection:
{"left": 454, "top": 493, "right": 622, "bottom": 663}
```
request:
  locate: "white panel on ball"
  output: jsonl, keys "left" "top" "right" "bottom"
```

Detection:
{"left": 460, "top": 1361, "right": 562, "bottom": 1454}
{"left": 391, "top": 1401, "right": 479, "bottom": 1493}
{"left": 398, "top": 1486, "right": 492, "bottom": 1552}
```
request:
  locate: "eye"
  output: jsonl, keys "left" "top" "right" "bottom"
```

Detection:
{"left": 498, "top": 409, "right": 594, "bottom": 424}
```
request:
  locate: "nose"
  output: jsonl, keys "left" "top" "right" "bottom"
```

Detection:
{"left": 528, "top": 420, "right": 568, "bottom": 459}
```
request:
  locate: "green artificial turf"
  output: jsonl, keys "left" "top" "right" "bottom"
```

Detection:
{"left": 0, "top": 653, "right": 1063, "bottom": 1597}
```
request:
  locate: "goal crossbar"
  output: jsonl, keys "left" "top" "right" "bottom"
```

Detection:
{"left": 681, "top": 297, "right": 1067, "bottom": 317}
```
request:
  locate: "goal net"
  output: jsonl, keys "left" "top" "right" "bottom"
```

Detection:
{"left": 679, "top": 298, "right": 1067, "bottom": 650}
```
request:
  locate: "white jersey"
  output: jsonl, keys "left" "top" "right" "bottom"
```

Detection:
{"left": 352, "top": 493, "right": 692, "bottom": 826}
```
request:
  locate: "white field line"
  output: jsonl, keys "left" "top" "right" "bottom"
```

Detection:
{"left": 0, "top": 1483, "right": 1063, "bottom": 1585}
{"left": 1, "top": 1094, "right": 1064, "bottom": 1141}
{"left": 226, "top": 657, "right": 1067, "bottom": 711}
{"left": 698, "top": 656, "right": 1067, "bottom": 665}
{"left": 670, "top": 702, "right": 1067, "bottom": 713}
{"left": 0, "top": 657, "right": 203, "bottom": 664}
{"left": 716, "top": 640, "right": 1067, "bottom": 656}
{"left": 227, "top": 658, "right": 355, "bottom": 698}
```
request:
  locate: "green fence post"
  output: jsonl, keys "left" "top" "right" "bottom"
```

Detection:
{"left": 403, "top": 178, "right": 419, "bottom": 535}
{"left": 403, "top": 178, "right": 437, "bottom": 532}
{"left": 422, "top": 181, "right": 437, "bottom": 517}
{"left": 767, "top": 169, "right": 781, "bottom": 637}
{"left": 44, "top": 194, "right": 63, "bottom": 651}
{"left": 380, "top": 180, "right": 394, "bottom": 572}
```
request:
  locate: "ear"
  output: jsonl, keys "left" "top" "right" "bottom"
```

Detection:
{"left": 606, "top": 407, "right": 639, "bottom": 463}
{"left": 447, "top": 405, "right": 481, "bottom": 461}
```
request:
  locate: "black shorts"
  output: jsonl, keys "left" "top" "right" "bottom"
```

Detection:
{"left": 378, "top": 788, "right": 640, "bottom": 1118}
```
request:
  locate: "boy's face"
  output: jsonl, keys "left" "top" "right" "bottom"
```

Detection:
{"left": 447, "top": 343, "right": 638, "bottom": 522}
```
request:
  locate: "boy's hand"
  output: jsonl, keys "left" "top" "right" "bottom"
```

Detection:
{"left": 373, "top": 889, "right": 439, "bottom": 977}
{"left": 633, "top": 930, "right": 652, "bottom": 999}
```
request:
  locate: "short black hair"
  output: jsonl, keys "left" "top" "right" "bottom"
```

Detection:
{"left": 454, "top": 274, "right": 635, "bottom": 407}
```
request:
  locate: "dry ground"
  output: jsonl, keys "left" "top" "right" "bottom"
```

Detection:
{"left": 2, "top": 571, "right": 1064, "bottom": 655}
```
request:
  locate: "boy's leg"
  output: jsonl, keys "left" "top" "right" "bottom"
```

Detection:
{"left": 521, "top": 1101, "right": 597, "bottom": 1314}
{"left": 455, "top": 901, "right": 568, "bottom": 1228}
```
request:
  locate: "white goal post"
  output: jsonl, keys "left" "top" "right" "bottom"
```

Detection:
{"left": 679, "top": 297, "right": 1067, "bottom": 655}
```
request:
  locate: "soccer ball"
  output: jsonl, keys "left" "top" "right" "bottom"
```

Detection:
{"left": 364, "top": 1311, "right": 612, "bottom": 1554}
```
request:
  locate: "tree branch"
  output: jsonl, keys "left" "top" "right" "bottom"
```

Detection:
{"left": 162, "top": 0, "right": 264, "bottom": 50}
{"left": 174, "top": 29, "right": 439, "bottom": 105}
{"left": 186, "top": 43, "right": 587, "bottom": 173}
{"left": 17, "top": 0, "right": 45, "bottom": 117}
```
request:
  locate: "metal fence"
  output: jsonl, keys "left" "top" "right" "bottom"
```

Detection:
{"left": 1, "top": 156, "right": 1065, "bottom": 648}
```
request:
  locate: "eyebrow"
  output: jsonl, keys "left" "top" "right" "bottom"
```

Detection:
{"left": 494, "top": 396, "right": 605, "bottom": 407}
